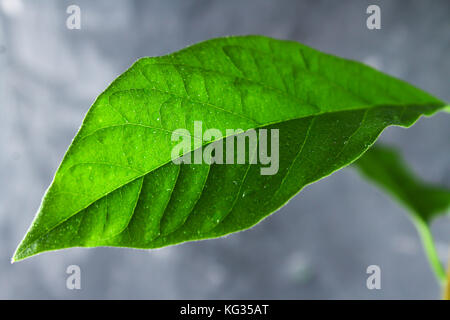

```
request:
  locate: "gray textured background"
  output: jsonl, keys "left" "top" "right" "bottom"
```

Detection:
{"left": 0, "top": 0, "right": 449, "bottom": 299}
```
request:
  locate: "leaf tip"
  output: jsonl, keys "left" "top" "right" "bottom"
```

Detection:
{"left": 11, "top": 250, "right": 20, "bottom": 264}
{"left": 11, "top": 248, "right": 22, "bottom": 264}
{"left": 11, "top": 241, "right": 31, "bottom": 263}
{"left": 444, "top": 105, "right": 450, "bottom": 113}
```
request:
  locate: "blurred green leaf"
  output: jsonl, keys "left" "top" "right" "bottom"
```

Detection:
{"left": 355, "top": 145, "right": 450, "bottom": 282}
{"left": 355, "top": 145, "right": 450, "bottom": 223}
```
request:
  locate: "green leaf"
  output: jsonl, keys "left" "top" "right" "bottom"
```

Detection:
{"left": 13, "top": 35, "right": 447, "bottom": 262}
{"left": 355, "top": 145, "right": 450, "bottom": 224}
{"left": 354, "top": 145, "right": 450, "bottom": 282}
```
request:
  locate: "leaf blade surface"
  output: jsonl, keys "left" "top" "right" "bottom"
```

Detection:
{"left": 13, "top": 35, "right": 447, "bottom": 261}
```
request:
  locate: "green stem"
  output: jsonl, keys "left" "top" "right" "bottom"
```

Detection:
{"left": 413, "top": 217, "right": 446, "bottom": 284}
{"left": 444, "top": 257, "right": 450, "bottom": 300}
